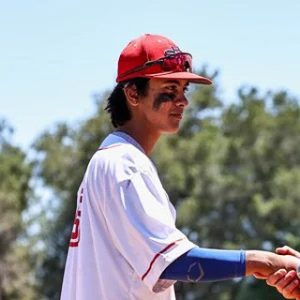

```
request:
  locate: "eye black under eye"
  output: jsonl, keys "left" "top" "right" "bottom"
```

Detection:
{"left": 159, "top": 92, "right": 176, "bottom": 101}
{"left": 153, "top": 92, "right": 177, "bottom": 110}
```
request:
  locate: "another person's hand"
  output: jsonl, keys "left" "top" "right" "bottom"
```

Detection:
{"left": 266, "top": 246, "right": 300, "bottom": 299}
{"left": 267, "top": 269, "right": 300, "bottom": 299}
{"left": 276, "top": 246, "right": 300, "bottom": 259}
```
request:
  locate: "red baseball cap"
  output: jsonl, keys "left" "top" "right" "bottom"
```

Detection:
{"left": 116, "top": 34, "right": 212, "bottom": 85}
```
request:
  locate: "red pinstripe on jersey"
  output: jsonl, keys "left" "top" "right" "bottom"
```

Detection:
{"left": 141, "top": 238, "right": 184, "bottom": 281}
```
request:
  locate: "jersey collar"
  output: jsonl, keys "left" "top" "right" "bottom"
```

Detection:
{"left": 112, "top": 131, "right": 145, "bottom": 154}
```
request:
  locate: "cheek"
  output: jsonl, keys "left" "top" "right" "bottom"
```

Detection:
{"left": 152, "top": 93, "right": 176, "bottom": 110}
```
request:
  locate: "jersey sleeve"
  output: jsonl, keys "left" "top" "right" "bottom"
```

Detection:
{"left": 103, "top": 168, "right": 195, "bottom": 292}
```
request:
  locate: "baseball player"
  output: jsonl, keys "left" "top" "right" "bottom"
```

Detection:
{"left": 60, "top": 34, "right": 300, "bottom": 300}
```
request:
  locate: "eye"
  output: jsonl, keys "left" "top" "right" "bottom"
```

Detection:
{"left": 166, "top": 85, "right": 178, "bottom": 93}
{"left": 183, "top": 85, "right": 189, "bottom": 93}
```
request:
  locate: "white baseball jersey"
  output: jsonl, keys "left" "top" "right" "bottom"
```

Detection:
{"left": 60, "top": 131, "right": 195, "bottom": 300}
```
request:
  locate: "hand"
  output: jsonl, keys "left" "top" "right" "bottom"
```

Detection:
{"left": 267, "top": 269, "right": 300, "bottom": 299}
{"left": 266, "top": 246, "right": 300, "bottom": 299}
{"left": 276, "top": 246, "right": 300, "bottom": 259}
{"left": 246, "top": 250, "right": 300, "bottom": 278}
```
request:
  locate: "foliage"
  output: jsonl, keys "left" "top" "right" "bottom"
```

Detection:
{"left": 0, "top": 120, "right": 36, "bottom": 299}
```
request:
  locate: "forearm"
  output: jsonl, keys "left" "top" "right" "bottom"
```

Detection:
{"left": 160, "top": 247, "right": 300, "bottom": 283}
{"left": 160, "top": 247, "right": 246, "bottom": 282}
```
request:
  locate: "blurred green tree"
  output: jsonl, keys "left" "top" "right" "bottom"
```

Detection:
{"left": 0, "top": 120, "right": 35, "bottom": 300}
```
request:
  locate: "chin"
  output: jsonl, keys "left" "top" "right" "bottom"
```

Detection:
{"left": 163, "top": 127, "right": 180, "bottom": 135}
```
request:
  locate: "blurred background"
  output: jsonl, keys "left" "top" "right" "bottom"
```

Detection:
{"left": 1, "top": 1, "right": 300, "bottom": 299}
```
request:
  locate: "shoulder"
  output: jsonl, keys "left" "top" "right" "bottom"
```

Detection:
{"left": 95, "top": 142, "right": 144, "bottom": 163}
{"left": 88, "top": 143, "right": 153, "bottom": 182}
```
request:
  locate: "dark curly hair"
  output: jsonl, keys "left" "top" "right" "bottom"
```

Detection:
{"left": 105, "top": 78, "right": 149, "bottom": 128}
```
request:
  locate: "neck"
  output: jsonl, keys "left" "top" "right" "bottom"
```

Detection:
{"left": 117, "top": 122, "right": 160, "bottom": 155}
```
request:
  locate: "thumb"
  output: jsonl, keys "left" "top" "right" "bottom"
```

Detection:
{"left": 276, "top": 246, "right": 300, "bottom": 258}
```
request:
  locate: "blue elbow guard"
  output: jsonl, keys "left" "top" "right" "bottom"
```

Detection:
{"left": 160, "top": 247, "right": 246, "bottom": 282}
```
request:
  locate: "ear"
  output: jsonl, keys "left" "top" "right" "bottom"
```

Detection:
{"left": 123, "top": 85, "right": 139, "bottom": 107}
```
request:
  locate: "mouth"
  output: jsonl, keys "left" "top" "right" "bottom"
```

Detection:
{"left": 169, "top": 112, "right": 183, "bottom": 120}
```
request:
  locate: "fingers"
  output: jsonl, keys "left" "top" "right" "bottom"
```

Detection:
{"left": 282, "top": 284, "right": 300, "bottom": 300}
{"left": 267, "top": 269, "right": 300, "bottom": 299}
{"left": 267, "top": 269, "right": 288, "bottom": 286}
{"left": 276, "top": 246, "right": 300, "bottom": 258}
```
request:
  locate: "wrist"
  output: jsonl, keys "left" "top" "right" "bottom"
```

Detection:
{"left": 245, "top": 250, "right": 275, "bottom": 276}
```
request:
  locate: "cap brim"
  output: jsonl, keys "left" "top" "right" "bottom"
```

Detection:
{"left": 145, "top": 71, "right": 212, "bottom": 85}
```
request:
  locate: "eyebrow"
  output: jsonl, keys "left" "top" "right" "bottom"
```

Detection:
{"left": 164, "top": 80, "right": 181, "bottom": 84}
{"left": 162, "top": 80, "right": 189, "bottom": 88}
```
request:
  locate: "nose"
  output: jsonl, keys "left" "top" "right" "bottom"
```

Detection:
{"left": 174, "top": 94, "right": 188, "bottom": 107}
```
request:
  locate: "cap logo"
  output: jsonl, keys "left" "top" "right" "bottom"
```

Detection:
{"left": 164, "top": 46, "right": 182, "bottom": 56}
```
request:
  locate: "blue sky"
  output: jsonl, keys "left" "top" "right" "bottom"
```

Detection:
{"left": 1, "top": 0, "right": 300, "bottom": 149}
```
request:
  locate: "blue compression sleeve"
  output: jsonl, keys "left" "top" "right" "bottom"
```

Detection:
{"left": 160, "top": 247, "right": 246, "bottom": 282}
